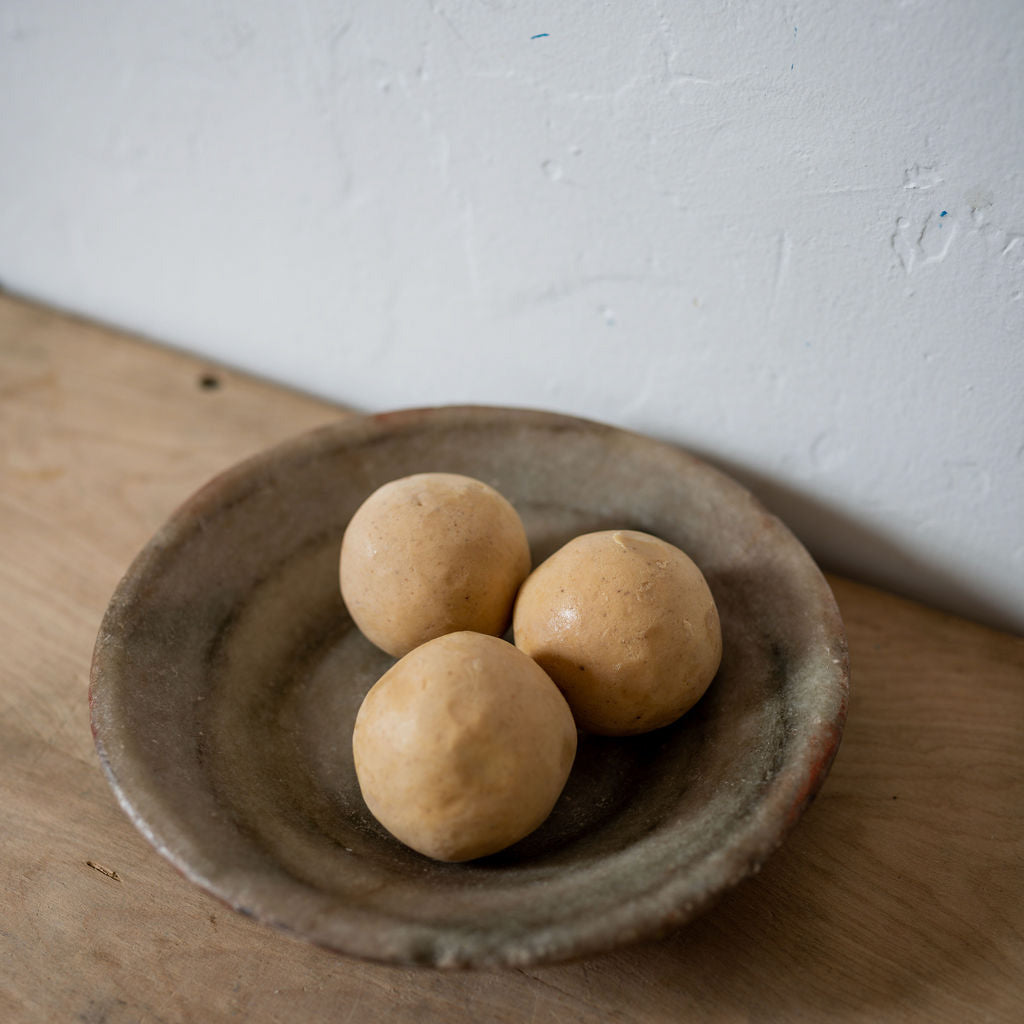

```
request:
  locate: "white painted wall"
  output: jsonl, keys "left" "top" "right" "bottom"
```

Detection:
{"left": 2, "top": 1, "right": 1022, "bottom": 632}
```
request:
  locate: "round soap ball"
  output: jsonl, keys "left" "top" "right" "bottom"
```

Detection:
{"left": 352, "top": 631, "right": 578, "bottom": 862}
{"left": 340, "top": 472, "right": 531, "bottom": 658}
{"left": 512, "top": 530, "right": 722, "bottom": 736}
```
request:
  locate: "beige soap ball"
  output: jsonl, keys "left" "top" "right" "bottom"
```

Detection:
{"left": 340, "top": 472, "right": 531, "bottom": 658}
{"left": 513, "top": 530, "right": 722, "bottom": 736}
{"left": 352, "top": 631, "right": 578, "bottom": 862}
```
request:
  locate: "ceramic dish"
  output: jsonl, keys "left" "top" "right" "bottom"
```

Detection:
{"left": 90, "top": 406, "right": 849, "bottom": 968}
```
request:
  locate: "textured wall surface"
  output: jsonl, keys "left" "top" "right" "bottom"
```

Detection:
{"left": 2, "top": 1, "right": 1022, "bottom": 631}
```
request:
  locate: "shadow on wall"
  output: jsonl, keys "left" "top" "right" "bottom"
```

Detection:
{"left": 692, "top": 449, "right": 1018, "bottom": 636}
{"left": 326, "top": 400, "right": 1015, "bottom": 636}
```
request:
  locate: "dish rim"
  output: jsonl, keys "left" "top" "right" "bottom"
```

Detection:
{"left": 89, "top": 404, "right": 850, "bottom": 967}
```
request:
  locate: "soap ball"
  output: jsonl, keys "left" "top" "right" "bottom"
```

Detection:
{"left": 512, "top": 529, "right": 722, "bottom": 735}
{"left": 340, "top": 472, "right": 531, "bottom": 657}
{"left": 352, "top": 631, "right": 577, "bottom": 862}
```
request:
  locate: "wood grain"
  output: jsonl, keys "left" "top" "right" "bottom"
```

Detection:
{"left": 1, "top": 292, "right": 1021, "bottom": 1023}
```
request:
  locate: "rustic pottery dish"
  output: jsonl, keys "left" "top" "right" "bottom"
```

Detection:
{"left": 90, "top": 406, "right": 849, "bottom": 968}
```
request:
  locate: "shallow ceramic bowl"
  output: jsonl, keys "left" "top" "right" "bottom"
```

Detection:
{"left": 90, "top": 406, "right": 849, "bottom": 968}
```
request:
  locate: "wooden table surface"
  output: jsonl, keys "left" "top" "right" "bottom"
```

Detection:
{"left": 1, "top": 292, "right": 1021, "bottom": 1023}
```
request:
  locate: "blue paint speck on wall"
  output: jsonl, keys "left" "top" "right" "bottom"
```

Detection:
{"left": 531, "top": 33, "right": 549, "bottom": 40}
{"left": 940, "top": 210, "right": 948, "bottom": 217}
